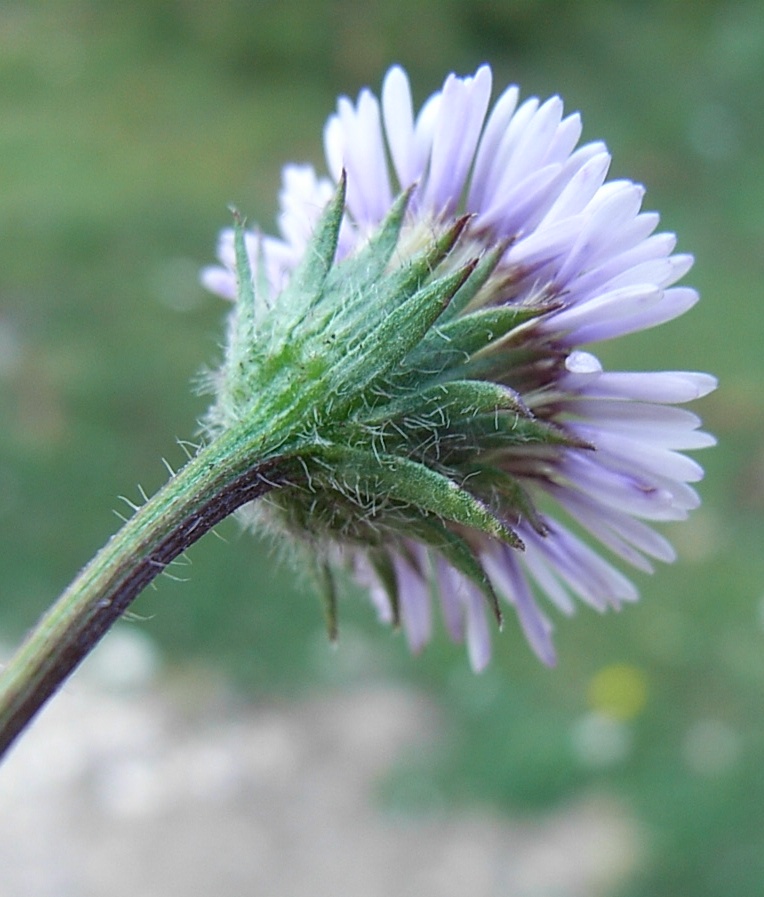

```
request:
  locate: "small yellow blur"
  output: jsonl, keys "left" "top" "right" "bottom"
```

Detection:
{"left": 588, "top": 663, "right": 649, "bottom": 721}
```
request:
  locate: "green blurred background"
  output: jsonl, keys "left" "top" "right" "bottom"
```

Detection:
{"left": 1, "top": 1, "right": 762, "bottom": 894}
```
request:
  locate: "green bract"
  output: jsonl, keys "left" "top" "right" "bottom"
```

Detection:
{"left": 204, "top": 173, "right": 569, "bottom": 637}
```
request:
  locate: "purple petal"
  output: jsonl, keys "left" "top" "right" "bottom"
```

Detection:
{"left": 560, "top": 453, "right": 690, "bottom": 521}
{"left": 578, "top": 371, "right": 718, "bottom": 403}
{"left": 393, "top": 552, "right": 432, "bottom": 654}
{"left": 434, "top": 556, "right": 466, "bottom": 642}
{"left": 554, "top": 182, "right": 647, "bottom": 286}
{"left": 200, "top": 265, "right": 236, "bottom": 301}
{"left": 332, "top": 91, "right": 392, "bottom": 226}
{"left": 481, "top": 163, "right": 563, "bottom": 237}
{"left": 423, "top": 66, "right": 493, "bottom": 216}
{"left": 352, "top": 553, "right": 395, "bottom": 625}
{"left": 519, "top": 527, "right": 577, "bottom": 615}
{"left": 500, "top": 95, "right": 565, "bottom": 181}
{"left": 543, "top": 284, "right": 663, "bottom": 335}
{"left": 277, "top": 165, "right": 335, "bottom": 248}
{"left": 468, "top": 83, "right": 521, "bottom": 212}
{"left": 572, "top": 424, "right": 703, "bottom": 483}
{"left": 549, "top": 486, "right": 676, "bottom": 564}
{"left": 569, "top": 286, "right": 698, "bottom": 343}
{"left": 531, "top": 522, "right": 639, "bottom": 611}
{"left": 481, "top": 542, "right": 557, "bottom": 666}
{"left": 381, "top": 65, "right": 417, "bottom": 188}
{"left": 563, "top": 232, "right": 679, "bottom": 301}
{"left": 463, "top": 584, "right": 493, "bottom": 673}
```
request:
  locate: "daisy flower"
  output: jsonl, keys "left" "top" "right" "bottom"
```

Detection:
{"left": 202, "top": 64, "right": 715, "bottom": 671}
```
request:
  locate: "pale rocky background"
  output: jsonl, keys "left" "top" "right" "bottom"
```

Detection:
{"left": 1, "top": 629, "right": 639, "bottom": 897}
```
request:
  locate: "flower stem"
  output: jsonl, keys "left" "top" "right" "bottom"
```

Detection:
{"left": 0, "top": 428, "right": 285, "bottom": 759}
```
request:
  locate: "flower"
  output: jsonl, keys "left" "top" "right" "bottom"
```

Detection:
{"left": 202, "top": 64, "right": 715, "bottom": 672}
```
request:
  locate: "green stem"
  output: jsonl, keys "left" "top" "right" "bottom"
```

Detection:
{"left": 0, "top": 427, "right": 285, "bottom": 760}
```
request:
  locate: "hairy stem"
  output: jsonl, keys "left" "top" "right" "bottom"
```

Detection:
{"left": 0, "top": 429, "right": 285, "bottom": 759}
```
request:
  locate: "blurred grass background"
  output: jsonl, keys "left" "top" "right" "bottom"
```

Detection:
{"left": 0, "top": 1, "right": 762, "bottom": 894}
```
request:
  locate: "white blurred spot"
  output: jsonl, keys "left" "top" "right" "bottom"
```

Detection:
{"left": 0, "top": 318, "right": 23, "bottom": 378}
{"left": 81, "top": 626, "right": 161, "bottom": 691}
{"left": 565, "top": 351, "right": 602, "bottom": 375}
{"left": 0, "top": 670, "right": 641, "bottom": 896}
{"left": 93, "top": 756, "right": 167, "bottom": 819}
{"left": 713, "top": 6, "right": 764, "bottom": 80}
{"left": 149, "top": 258, "right": 206, "bottom": 312}
{"left": 0, "top": 470, "right": 20, "bottom": 519}
{"left": 682, "top": 719, "right": 742, "bottom": 776}
{"left": 668, "top": 507, "right": 723, "bottom": 563}
{"left": 687, "top": 103, "right": 741, "bottom": 162}
{"left": 570, "top": 712, "right": 633, "bottom": 768}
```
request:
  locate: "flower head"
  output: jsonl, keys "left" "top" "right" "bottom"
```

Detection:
{"left": 202, "top": 65, "right": 715, "bottom": 671}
